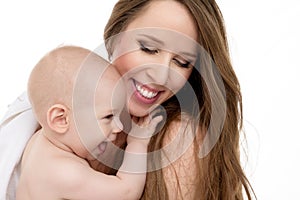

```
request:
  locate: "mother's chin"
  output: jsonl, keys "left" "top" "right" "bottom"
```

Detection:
{"left": 127, "top": 102, "right": 155, "bottom": 117}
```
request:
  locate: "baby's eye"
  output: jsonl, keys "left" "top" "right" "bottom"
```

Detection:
{"left": 103, "top": 114, "right": 114, "bottom": 120}
{"left": 139, "top": 41, "right": 159, "bottom": 55}
{"left": 173, "top": 57, "right": 192, "bottom": 68}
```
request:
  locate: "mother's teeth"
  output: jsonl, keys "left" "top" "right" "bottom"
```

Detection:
{"left": 135, "top": 82, "right": 158, "bottom": 99}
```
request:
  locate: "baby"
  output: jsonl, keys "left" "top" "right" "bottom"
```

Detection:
{"left": 16, "top": 46, "right": 162, "bottom": 200}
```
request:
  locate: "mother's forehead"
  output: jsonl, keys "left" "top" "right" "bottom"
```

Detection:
{"left": 125, "top": 0, "right": 198, "bottom": 40}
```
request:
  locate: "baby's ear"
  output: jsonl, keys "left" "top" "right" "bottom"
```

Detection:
{"left": 47, "top": 104, "right": 70, "bottom": 134}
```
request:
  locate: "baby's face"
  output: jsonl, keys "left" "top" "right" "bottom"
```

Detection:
{"left": 87, "top": 68, "right": 126, "bottom": 158}
{"left": 95, "top": 75, "right": 125, "bottom": 141}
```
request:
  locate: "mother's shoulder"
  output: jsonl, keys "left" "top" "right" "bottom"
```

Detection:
{"left": 163, "top": 112, "right": 204, "bottom": 145}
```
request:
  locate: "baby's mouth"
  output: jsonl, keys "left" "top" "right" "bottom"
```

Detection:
{"left": 97, "top": 142, "right": 107, "bottom": 155}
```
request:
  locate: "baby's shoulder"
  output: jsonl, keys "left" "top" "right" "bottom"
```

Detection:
{"left": 22, "top": 131, "right": 90, "bottom": 179}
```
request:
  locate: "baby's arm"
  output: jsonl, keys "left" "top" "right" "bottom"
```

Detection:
{"left": 58, "top": 115, "right": 162, "bottom": 200}
{"left": 117, "top": 114, "right": 163, "bottom": 198}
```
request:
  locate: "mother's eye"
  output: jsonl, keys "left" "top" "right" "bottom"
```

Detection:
{"left": 139, "top": 41, "right": 159, "bottom": 55}
{"left": 173, "top": 57, "right": 192, "bottom": 68}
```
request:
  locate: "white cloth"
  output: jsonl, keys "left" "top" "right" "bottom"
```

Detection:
{"left": 0, "top": 92, "right": 39, "bottom": 200}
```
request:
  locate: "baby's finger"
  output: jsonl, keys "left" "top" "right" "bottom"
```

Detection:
{"left": 149, "top": 115, "right": 163, "bottom": 129}
{"left": 149, "top": 107, "right": 163, "bottom": 119}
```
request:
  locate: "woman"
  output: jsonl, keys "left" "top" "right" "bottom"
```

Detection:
{"left": 102, "top": 0, "right": 255, "bottom": 199}
{"left": 0, "top": 0, "right": 255, "bottom": 199}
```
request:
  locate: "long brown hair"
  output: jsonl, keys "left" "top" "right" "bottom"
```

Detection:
{"left": 104, "top": 0, "right": 255, "bottom": 199}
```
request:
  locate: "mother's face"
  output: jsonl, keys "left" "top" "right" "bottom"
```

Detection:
{"left": 112, "top": 1, "right": 198, "bottom": 117}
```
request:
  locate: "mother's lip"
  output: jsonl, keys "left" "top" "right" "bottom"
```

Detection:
{"left": 133, "top": 79, "right": 161, "bottom": 93}
{"left": 131, "top": 79, "right": 162, "bottom": 104}
{"left": 133, "top": 79, "right": 164, "bottom": 97}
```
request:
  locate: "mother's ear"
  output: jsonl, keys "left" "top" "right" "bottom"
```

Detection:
{"left": 47, "top": 104, "right": 70, "bottom": 134}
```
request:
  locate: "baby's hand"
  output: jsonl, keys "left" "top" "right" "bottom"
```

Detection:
{"left": 127, "top": 110, "right": 163, "bottom": 146}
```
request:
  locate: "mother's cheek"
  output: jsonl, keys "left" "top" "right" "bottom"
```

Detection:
{"left": 113, "top": 54, "right": 135, "bottom": 76}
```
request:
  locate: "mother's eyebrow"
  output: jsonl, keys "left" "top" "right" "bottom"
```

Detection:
{"left": 137, "top": 34, "right": 164, "bottom": 44}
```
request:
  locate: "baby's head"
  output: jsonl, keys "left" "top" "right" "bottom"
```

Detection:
{"left": 28, "top": 46, "right": 125, "bottom": 138}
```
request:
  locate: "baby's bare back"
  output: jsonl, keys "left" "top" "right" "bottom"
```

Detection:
{"left": 16, "top": 130, "right": 89, "bottom": 200}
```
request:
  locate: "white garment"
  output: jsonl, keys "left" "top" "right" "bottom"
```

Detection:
{"left": 0, "top": 92, "right": 39, "bottom": 200}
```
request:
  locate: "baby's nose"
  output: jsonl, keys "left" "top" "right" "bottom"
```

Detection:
{"left": 107, "top": 133, "right": 117, "bottom": 142}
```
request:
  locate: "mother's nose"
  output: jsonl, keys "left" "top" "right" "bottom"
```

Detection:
{"left": 145, "top": 52, "right": 172, "bottom": 85}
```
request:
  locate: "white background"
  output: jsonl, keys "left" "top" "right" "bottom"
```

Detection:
{"left": 0, "top": 1, "right": 299, "bottom": 199}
